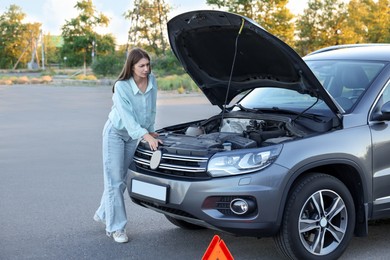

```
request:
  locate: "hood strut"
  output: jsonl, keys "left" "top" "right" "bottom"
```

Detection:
{"left": 219, "top": 18, "right": 246, "bottom": 132}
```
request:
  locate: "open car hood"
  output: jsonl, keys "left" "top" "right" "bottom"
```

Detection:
{"left": 167, "top": 10, "right": 340, "bottom": 114}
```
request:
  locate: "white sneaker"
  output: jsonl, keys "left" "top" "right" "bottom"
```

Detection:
{"left": 106, "top": 230, "right": 129, "bottom": 243}
{"left": 93, "top": 213, "right": 105, "bottom": 225}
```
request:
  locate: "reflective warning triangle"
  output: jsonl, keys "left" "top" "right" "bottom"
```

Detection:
{"left": 202, "top": 235, "right": 234, "bottom": 260}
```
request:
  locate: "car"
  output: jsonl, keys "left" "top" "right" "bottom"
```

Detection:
{"left": 127, "top": 10, "right": 390, "bottom": 259}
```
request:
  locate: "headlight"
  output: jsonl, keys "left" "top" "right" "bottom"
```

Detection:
{"left": 207, "top": 144, "right": 282, "bottom": 177}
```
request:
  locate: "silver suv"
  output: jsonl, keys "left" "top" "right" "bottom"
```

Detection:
{"left": 127, "top": 10, "right": 390, "bottom": 259}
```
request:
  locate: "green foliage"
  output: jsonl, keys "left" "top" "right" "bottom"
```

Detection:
{"left": 1, "top": 0, "right": 388, "bottom": 70}
{"left": 152, "top": 51, "right": 185, "bottom": 76}
{"left": 91, "top": 54, "right": 125, "bottom": 77}
{"left": 43, "top": 34, "right": 62, "bottom": 65}
{"left": 40, "top": 68, "right": 56, "bottom": 76}
{"left": 0, "top": 5, "right": 25, "bottom": 68}
{"left": 346, "top": 0, "right": 390, "bottom": 43}
{"left": 372, "top": 0, "right": 390, "bottom": 43}
{"left": 124, "top": 0, "right": 171, "bottom": 55}
{"left": 95, "top": 34, "right": 116, "bottom": 56}
{"left": 295, "top": 0, "right": 348, "bottom": 55}
{"left": 0, "top": 5, "right": 41, "bottom": 69}
{"left": 295, "top": 0, "right": 389, "bottom": 55}
{"left": 206, "top": 0, "right": 295, "bottom": 45}
{"left": 60, "top": 0, "right": 111, "bottom": 67}
{"left": 157, "top": 74, "right": 198, "bottom": 92}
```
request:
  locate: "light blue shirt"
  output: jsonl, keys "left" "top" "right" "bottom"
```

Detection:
{"left": 108, "top": 74, "right": 157, "bottom": 141}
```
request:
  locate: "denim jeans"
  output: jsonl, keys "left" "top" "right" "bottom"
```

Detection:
{"left": 95, "top": 120, "right": 138, "bottom": 233}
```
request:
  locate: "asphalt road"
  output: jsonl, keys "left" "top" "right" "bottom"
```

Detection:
{"left": 1, "top": 84, "right": 390, "bottom": 259}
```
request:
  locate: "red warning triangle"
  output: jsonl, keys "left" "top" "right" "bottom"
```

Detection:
{"left": 202, "top": 235, "right": 234, "bottom": 260}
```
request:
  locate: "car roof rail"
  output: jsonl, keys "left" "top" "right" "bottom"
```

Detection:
{"left": 306, "top": 43, "right": 390, "bottom": 56}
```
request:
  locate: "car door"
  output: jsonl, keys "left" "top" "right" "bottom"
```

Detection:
{"left": 370, "top": 78, "right": 390, "bottom": 218}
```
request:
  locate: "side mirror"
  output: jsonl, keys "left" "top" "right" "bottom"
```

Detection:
{"left": 372, "top": 101, "right": 390, "bottom": 121}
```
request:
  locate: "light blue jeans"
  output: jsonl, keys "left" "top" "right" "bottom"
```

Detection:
{"left": 95, "top": 120, "right": 138, "bottom": 233}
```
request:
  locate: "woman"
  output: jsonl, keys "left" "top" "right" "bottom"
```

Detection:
{"left": 93, "top": 48, "right": 162, "bottom": 243}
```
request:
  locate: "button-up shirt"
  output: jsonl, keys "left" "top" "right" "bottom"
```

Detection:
{"left": 108, "top": 74, "right": 157, "bottom": 141}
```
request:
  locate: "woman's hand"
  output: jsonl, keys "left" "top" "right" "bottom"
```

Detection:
{"left": 143, "top": 133, "right": 163, "bottom": 151}
{"left": 149, "top": 132, "right": 159, "bottom": 138}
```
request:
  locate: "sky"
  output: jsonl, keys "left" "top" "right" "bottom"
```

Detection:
{"left": 0, "top": 0, "right": 307, "bottom": 45}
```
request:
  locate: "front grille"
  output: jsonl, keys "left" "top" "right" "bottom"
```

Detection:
{"left": 134, "top": 147, "right": 211, "bottom": 179}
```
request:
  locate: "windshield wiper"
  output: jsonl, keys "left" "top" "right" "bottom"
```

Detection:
{"left": 253, "top": 106, "right": 295, "bottom": 114}
{"left": 253, "top": 106, "right": 324, "bottom": 122}
{"left": 232, "top": 103, "right": 263, "bottom": 113}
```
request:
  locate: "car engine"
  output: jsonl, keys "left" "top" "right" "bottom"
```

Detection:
{"left": 152, "top": 112, "right": 309, "bottom": 153}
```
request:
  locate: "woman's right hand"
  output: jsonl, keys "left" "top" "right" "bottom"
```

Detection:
{"left": 149, "top": 132, "right": 159, "bottom": 138}
{"left": 143, "top": 133, "right": 163, "bottom": 151}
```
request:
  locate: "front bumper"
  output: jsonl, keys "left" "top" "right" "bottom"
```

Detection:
{"left": 127, "top": 163, "right": 289, "bottom": 237}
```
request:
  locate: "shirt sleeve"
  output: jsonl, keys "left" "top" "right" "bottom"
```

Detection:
{"left": 113, "top": 82, "right": 148, "bottom": 139}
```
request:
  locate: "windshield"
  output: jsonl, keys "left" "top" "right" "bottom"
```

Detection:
{"left": 237, "top": 87, "right": 332, "bottom": 114}
{"left": 237, "top": 60, "right": 385, "bottom": 114}
{"left": 306, "top": 60, "right": 385, "bottom": 112}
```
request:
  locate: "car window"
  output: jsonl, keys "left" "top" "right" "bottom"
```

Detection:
{"left": 382, "top": 83, "right": 390, "bottom": 104}
{"left": 306, "top": 60, "right": 385, "bottom": 112}
{"left": 373, "top": 81, "right": 390, "bottom": 114}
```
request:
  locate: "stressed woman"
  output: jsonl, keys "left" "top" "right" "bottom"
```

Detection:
{"left": 93, "top": 48, "right": 162, "bottom": 243}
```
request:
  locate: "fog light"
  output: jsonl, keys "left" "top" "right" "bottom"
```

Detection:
{"left": 230, "top": 198, "right": 253, "bottom": 215}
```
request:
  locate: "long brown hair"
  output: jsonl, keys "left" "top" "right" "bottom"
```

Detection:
{"left": 112, "top": 47, "right": 151, "bottom": 93}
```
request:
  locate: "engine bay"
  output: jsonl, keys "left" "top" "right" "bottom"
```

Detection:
{"left": 155, "top": 111, "right": 318, "bottom": 152}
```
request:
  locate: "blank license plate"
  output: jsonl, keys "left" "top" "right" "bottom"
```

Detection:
{"left": 131, "top": 179, "right": 168, "bottom": 203}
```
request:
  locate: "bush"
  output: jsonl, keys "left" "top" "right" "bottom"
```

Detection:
{"left": 177, "top": 86, "right": 185, "bottom": 94}
{"left": 157, "top": 74, "right": 199, "bottom": 92}
{"left": 41, "top": 69, "right": 56, "bottom": 76}
{"left": 85, "top": 75, "right": 97, "bottom": 80}
{"left": 74, "top": 74, "right": 97, "bottom": 80}
{"left": 15, "top": 76, "right": 29, "bottom": 84}
{"left": 0, "top": 75, "right": 52, "bottom": 85}
{"left": 30, "top": 78, "right": 43, "bottom": 84}
{"left": 153, "top": 51, "right": 185, "bottom": 76}
{"left": 91, "top": 55, "right": 124, "bottom": 77}
{"left": 0, "top": 79, "right": 12, "bottom": 85}
{"left": 41, "top": 76, "right": 52, "bottom": 83}
{"left": 7, "top": 76, "right": 18, "bottom": 83}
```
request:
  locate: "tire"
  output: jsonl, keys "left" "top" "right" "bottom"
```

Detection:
{"left": 274, "top": 173, "right": 355, "bottom": 260}
{"left": 165, "top": 215, "right": 205, "bottom": 230}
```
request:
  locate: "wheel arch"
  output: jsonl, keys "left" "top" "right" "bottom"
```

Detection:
{"left": 277, "top": 159, "right": 369, "bottom": 237}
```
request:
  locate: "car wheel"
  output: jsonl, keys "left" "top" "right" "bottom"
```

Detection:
{"left": 274, "top": 173, "right": 355, "bottom": 259}
{"left": 165, "top": 215, "right": 205, "bottom": 230}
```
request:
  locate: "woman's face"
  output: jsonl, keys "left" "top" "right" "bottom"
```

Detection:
{"left": 132, "top": 58, "right": 150, "bottom": 79}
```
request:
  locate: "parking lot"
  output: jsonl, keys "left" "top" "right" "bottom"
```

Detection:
{"left": 1, "top": 84, "right": 390, "bottom": 259}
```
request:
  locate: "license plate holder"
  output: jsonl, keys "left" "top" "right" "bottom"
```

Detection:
{"left": 131, "top": 179, "right": 169, "bottom": 204}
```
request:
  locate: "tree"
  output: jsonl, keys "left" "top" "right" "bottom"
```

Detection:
{"left": 342, "top": 0, "right": 390, "bottom": 44}
{"left": 369, "top": 0, "right": 390, "bottom": 43}
{"left": 24, "top": 22, "right": 42, "bottom": 69}
{"left": 0, "top": 5, "right": 41, "bottom": 69}
{"left": 338, "top": 0, "right": 369, "bottom": 44}
{"left": 91, "top": 54, "right": 124, "bottom": 76}
{"left": 124, "top": 0, "right": 171, "bottom": 55}
{"left": 295, "top": 0, "right": 348, "bottom": 55}
{"left": 206, "top": 0, "right": 295, "bottom": 46}
{"left": 43, "top": 34, "right": 62, "bottom": 67}
{"left": 152, "top": 50, "right": 185, "bottom": 76}
{"left": 0, "top": 5, "right": 25, "bottom": 69}
{"left": 94, "top": 34, "right": 116, "bottom": 57}
{"left": 61, "top": 0, "right": 110, "bottom": 69}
